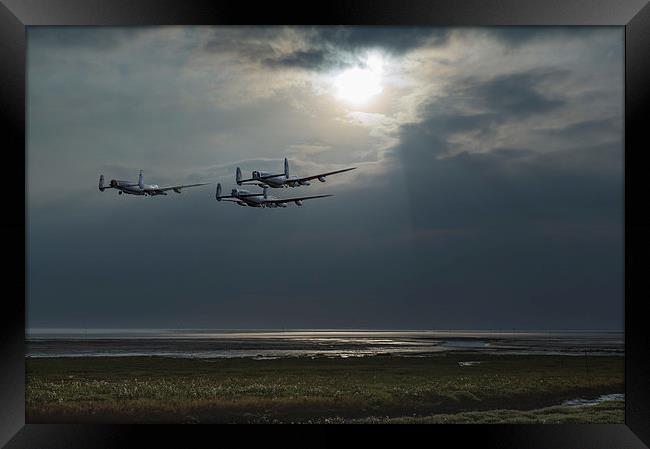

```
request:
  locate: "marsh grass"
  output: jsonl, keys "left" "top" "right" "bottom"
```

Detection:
{"left": 355, "top": 400, "right": 625, "bottom": 424}
{"left": 26, "top": 353, "right": 623, "bottom": 423}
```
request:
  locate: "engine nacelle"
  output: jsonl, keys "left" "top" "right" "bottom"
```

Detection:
{"left": 295, "top": 200, "right": 303, "bottom": 206}
{"left": 173, "top": 188, "right": 181, "bottom": 194}
{"left": 318, "top": 176, "right": 326, "bottom": 182}
{"left": 299, "top": 180, "right": 311, "bottom": 186}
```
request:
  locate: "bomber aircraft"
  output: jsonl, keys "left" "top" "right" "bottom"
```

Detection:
{"left": 236, "top": 158, "right": 356, "bottom": 188}
{"left": 98, "top": 170, "right": 209, "bottom": 196}
{"left": 216, "top": 183, "right": 331, "bottom": 208}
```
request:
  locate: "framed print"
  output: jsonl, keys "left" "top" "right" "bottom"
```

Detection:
{"left": 1, "top": 0, "right": 649, "bottom": 447}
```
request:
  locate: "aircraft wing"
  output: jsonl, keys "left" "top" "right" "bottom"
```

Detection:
{"left": 256, "top": 173, "right": 285, "bottom": 180}
{"left": 238, "top": 176, "right": 281, "bottom": 185}
{"left": 215, "top": 195, "right": 246, "bottom": 205}
{"left": 292, "top": 167, "right": 356, "bottom": 183}
{"left": 265, "top": 194, "right": 333, "bottom": 205}
{"left": 149, "top": 182, "right": 210, "bottom": 193}
{"left": 216, "top": 191, "right": 255, "bottom": 202}
{"left": 218, "top": 192, "right": 261, "bottom": 199}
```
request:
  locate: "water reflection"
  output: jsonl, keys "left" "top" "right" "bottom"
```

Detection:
{"left": 26, "top": 329, "right": 624, "bottom": 359}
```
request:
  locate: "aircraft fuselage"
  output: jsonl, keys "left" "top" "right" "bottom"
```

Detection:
{"left": 230, "top": 188, "right": 287, "bottom": 207}
{"left": 109, "top": 179, "right": 167, "bottom": 196}
{"left": 251, "top": 171, "right": 310, "bottom": 188}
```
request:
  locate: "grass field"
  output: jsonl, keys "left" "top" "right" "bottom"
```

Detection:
{"left": 26, "top": 353, "right": 624, "bottom": 423}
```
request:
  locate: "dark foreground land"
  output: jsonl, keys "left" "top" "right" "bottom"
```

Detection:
{"left": 26, "top": 354, "right": 624, "bottom": 423}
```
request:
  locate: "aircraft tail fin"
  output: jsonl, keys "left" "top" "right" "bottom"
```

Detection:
{"left": 236, "top": 167, "right": 242, "bottom": 185}
{"left": 284, "top": 157, "right": 290, "bottom": 178}
{"left": 98, "top": 174, "right": 106, "bottom": 191}
{"left": 216, "top": 183, "right": 222, "bottom": 201}
{"left": 263, "top": 186, "right": 268, "bottom": 199}
{"left": 138, "top": 170, "right": 144, "bottom": 189}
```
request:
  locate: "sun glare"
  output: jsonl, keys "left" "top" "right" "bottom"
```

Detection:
{"left": 334, "top": 54, "right": 384, "bottom": 105}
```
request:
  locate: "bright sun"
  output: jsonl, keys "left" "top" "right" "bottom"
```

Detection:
{"left": 334, "top": 54, "right": 384, "bottom": 105}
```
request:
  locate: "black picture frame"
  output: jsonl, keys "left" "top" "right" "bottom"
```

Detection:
{"left": 1, "top": 0, "right": 648, "bottom": 447}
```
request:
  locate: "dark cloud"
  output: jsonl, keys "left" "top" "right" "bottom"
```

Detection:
{"left": 393, "top": 67, "right": 620, "bottom": 227}
{"left": 262, "top": 49, "right": 329, "bottom": 70}
{"left": 27, "top": 27, "right": 623, "bottom": 330}
{"left": 464, "top": 70, "right": 568, "bottom": 118}
{"left": 376, "top": 62, "right": 623, "bottom": 330}
{"left": 488, "top": 148, "right": 536, "bottom": 159}
{"left": 535, "top": 116, "right": 622, "bottom": 141}
{"left": 398, "top": 70, "right": 570, "bottom": 160}
{"left": 485, "top": 26, "right": 618, "bottom": 48}
{"left": 202, "top": 27, "right": 337, "bottom": 70}
{"left": 202, "top": 27, "right": 277, "bottom": 60}
{"left": 258, "top": 26, "right": 449, "bottom": 71}
{"left": 310, "top": 26, "right": 448, "bottom": 54}
{"left": 28, "top": 27, "right": 147, "bottom": 50}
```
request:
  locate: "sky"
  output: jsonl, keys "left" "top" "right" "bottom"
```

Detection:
{"left": 27, "top": 26, "right": 624, "bottom": 330}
